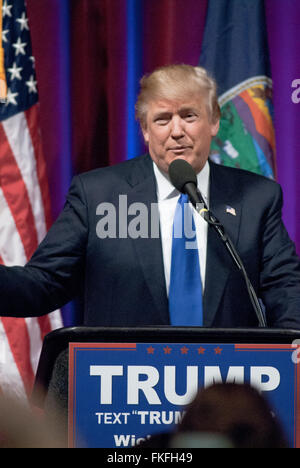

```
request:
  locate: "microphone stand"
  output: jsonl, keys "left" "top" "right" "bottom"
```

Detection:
{"left": 190, "top": 187, "right": 267, "bottom": 328}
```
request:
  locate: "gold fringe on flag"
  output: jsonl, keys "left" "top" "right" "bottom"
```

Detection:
{"left": 0, "top": 0, "right": 7, "bottom": 101}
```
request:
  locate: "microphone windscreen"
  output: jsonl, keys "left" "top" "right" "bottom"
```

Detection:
{"left": 168, "top": 159, "right": 197, "bottom": 193}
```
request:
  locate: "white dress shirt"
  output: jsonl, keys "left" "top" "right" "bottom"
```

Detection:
{"left": 153, "top": 160, "right": 210, "bottom": 296}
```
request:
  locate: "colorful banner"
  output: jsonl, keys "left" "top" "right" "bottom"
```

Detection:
{"left": 69, "top": 342, "right": 300, "bottom": 448}
{"left": 199, "top": 0, "right": 276, "bottom": 178}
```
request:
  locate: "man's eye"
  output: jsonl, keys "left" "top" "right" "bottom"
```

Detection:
{"left": 185, "top": 113, "right": 197, "bottom": 121}
{"left": 155, "top": 118, "right": 169, "bottom": 125}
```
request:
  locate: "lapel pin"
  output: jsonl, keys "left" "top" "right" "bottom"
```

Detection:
{"left": 226, "top": 206, "right": 236, "bottom": 216}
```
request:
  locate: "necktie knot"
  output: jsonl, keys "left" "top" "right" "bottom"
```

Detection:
{"left": 179, "top": 193, "right": 188, "bottom": 204}
{"left": 173, "top": 194, "right": 196, "bottom": 243}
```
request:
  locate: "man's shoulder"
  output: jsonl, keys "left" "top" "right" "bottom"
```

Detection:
{"left": 79, "top": 154, "right": 151, "bottom": 179}
{"left": 209, "top": 161, "right": 280, "bottom": 192}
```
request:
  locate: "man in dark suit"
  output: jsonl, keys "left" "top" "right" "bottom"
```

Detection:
{"left": 1, "top": 64, "right": 300, "bottom": 328}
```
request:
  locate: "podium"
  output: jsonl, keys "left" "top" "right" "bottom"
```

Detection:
{"left": 33, "top": 326, "right": 300, "bottom": 448}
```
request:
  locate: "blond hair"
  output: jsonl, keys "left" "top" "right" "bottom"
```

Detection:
{"left": 135, "top": 64, "right": 221, "bottom": 127}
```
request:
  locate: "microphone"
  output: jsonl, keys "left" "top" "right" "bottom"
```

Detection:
{"left": 168, "top": 158, "right": 213, "bottom": 223}
{"left": 168, "top": 158, "right": 267, "bottom": 328}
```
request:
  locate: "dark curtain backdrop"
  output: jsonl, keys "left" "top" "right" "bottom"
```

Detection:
{"left": 25, "top": 0, "right": 300, "bottom": 324}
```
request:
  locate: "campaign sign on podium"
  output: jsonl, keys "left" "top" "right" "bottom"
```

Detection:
{"left": 68, "top": 341, "right": 300, "bottom": 448}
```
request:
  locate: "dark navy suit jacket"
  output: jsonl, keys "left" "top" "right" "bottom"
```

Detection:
{"left": 1, "top": 154, "right": 300, "bottom": 328}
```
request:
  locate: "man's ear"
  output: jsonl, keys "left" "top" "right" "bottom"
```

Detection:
{"left": 141, "top": 125, "right": 149, "bottom": 144}
{"left": 211, "top": 119, "right": 220, "bottom": 137}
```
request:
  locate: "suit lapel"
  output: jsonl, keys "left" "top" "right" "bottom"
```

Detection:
{"left": 125, "top": 155, "right": 169, "bottom": 323}
{"left": 203, "top": 162, "right": 242, "bottom": 326}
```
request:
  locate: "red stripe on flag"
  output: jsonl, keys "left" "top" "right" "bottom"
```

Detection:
{"left": 25, "top": 105, "right": 55, "bottom": 337}
{"left": 1, "top": 317, "right": 35, "bottom": 396}
{"left": 0, "top": 122, "right": 53, "bottom": 391}
{"left": 0, "top": 124, "right": 39, "bottom": 260}
{"left": 1, "top": 244, "right": 36, "bottom": 392}
{"left": 24, "top": 105, "right": 53, "bottom": 231}
{"left": 37, "top": 316, "right": 52, "bottom": 342}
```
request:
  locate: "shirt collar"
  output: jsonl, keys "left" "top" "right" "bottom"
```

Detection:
{"left": 153, "top": 159, "right": 210, "bottom": 205}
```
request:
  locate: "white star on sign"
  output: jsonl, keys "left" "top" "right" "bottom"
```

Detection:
{"left": 12, "top": 37, "right": 27, "bottom": 56}
{"left": 2, "top": 1, "right": 12, "bottom": 18}
{"left": 26, "top": 75, "right": 38, "bottom": 94}
{"left": 16, "top": 12, "right": 29, "bottom": 31}
{"left": 8, "top": 62, "right": 22, "bottom": 80}
{"left": 5, "top": 88, "right": 18, "bottom": 106}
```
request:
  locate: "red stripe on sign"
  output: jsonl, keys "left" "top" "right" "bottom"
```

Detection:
{"left": 235, "top": 344, "right": 292, "bottom": 350}
{"left": 24, "top": 105, "right": 53, "bottom": 231}
{"left": 1, "top": 317, "right": 35, "bottom": 395}
{"left": 70, "top": 343, "right": 137, "bottom": 350}
{"left": 0, "top": 123, "right": 39, "bottom": 260}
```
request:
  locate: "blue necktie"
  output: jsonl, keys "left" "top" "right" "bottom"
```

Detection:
{"left": 169, "top": 194, "right": 203, "bottom": 326}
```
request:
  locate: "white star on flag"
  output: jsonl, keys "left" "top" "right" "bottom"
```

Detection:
{"left": 5, "top": 88, "right": 18, "bottom": 106}
{"left": 29, "top": 56, "right": 35, "bottom": 68}
{"left": 16, "top": 12, "right": 29, "bottom": 31}
{"left": 2, "top": 0, "right": 12, "bottom": 18}
{"left": 2, "top": 29, "right": 9, "bottom": 43}
{"left": 8, "top": 62, "right": 23, "bottom": 80}
{"left": 25, "top": 75, "right": 37, "bottom": 93}
{"left": 12, "top": 37, "right": 27, "bottom": 56}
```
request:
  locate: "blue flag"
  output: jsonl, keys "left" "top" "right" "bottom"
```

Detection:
{"left": 199, "top": 0, "right": 275, "bottom": 178}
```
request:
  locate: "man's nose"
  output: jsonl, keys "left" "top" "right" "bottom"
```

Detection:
{"left": 170, "top": 116, "right": 184, "bottom": 138}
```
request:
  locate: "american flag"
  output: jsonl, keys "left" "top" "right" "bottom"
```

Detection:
{"left": 0, "top": 0, "right": 62, "bottom": 400}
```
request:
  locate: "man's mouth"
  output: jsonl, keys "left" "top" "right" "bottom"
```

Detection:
{"left": 168, "top": 146, "right": 191, "bottom": 153}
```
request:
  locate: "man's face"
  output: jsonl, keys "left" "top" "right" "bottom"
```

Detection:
{"left": 142, "top": 94, "right": 219, "bottom": 174}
